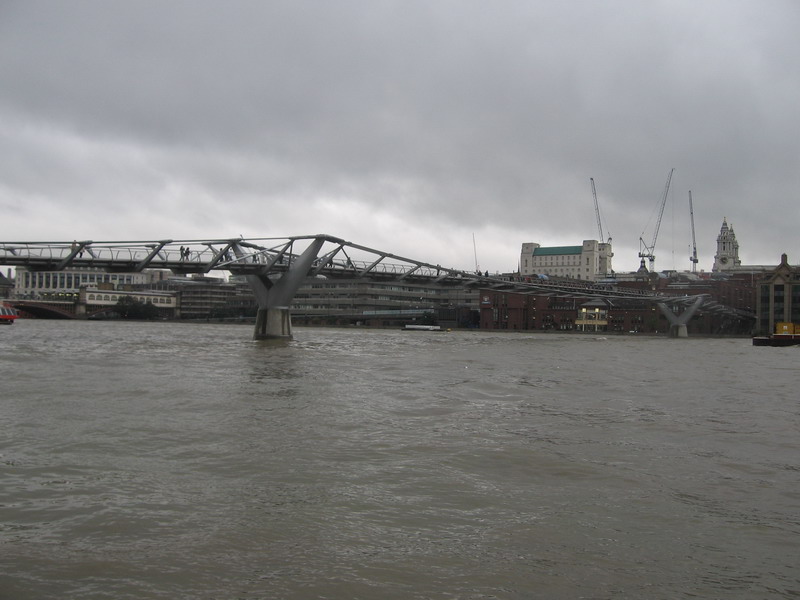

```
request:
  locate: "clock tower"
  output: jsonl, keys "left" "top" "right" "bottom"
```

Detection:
{"left": 712, "top": 218, "right": 741, "bottom": 272}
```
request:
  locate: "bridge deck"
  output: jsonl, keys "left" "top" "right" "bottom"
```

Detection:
{"left": 1, "top": 234, "right": 754, "bottom": 320}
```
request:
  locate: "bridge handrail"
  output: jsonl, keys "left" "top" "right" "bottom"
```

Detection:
{"left": 1, "top": 236, "right": 465, "bottom": 276}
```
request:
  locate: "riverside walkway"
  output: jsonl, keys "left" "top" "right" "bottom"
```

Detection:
{"left": 1, "top": 234, "right": 752, "bottom": 338}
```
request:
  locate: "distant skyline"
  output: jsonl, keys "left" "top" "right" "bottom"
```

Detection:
{"left": 1, "top": 1, "right": 798, "bottom": 274}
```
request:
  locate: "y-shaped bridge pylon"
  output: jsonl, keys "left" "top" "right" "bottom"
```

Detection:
{"left": 231, "top": 238, "right": 325, "bottom": 339}
{"left": 657, "top": 295, "right": 707, "bottom": 338}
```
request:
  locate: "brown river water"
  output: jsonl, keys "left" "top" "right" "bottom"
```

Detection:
{"left": 1, "top": 320, "right": 798, "bottom": 599}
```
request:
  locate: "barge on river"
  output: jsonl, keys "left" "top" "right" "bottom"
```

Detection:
{"left": 753, "top": 321, "right": 800, "bottom": 346}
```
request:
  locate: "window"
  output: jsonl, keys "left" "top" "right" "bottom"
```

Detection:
{"left": 773, "top": 284, "right": 785, "bottom": 322}
{"left": 792, "top": 285, "right": 800, "bottom": 323}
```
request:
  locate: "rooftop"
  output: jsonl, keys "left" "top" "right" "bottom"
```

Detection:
{"left": 532, "top": 246, "right": 583, "bottom": 256}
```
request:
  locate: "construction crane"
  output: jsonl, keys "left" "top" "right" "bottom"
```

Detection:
{"left": 638, "top": 168, "right": 675, "bottom": 273}
{"left": 590, "top": 178, "right": 612, "bottom": 243}
{"left": 590, "top": 177, "right": 605, "bottom": 242}
{"left": 688, "top": 190, "right": 699, "bottom": 273}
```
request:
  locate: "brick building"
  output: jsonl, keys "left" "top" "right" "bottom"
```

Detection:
{"left": 479, "top": 271, "right": 757, "bottom": 335}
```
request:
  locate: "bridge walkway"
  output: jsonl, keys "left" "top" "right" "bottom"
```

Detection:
{"left": 1, "top": 234, "right": 754, "bottom": 338}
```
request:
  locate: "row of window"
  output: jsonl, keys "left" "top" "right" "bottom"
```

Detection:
{"left": 297, "top": 295, "right": 434, "bottom": 302}
{"left": 307, "top": 283, "right": 450, "bottom": 294}
{"left": 533, "top": 257, "right": 580, "bottom": 266}
{"left": 759, "top": 284, "right": 800, "bottom": 322}
{"left": 20, "top": 272, "right": 143, "bottom": 289}
{"left": 86, "top": 294, "right": 173, "bottom": 305}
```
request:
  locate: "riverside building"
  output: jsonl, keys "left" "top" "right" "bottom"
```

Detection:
{"left": 12, "top": 266, "right": 179, "bottom": 319}
{"left": 754, "top": 253, "right": 800, "bottom": 336}
{"left": 0, "top": 270, "right": 12, "bottom": 299}
{"left": 519, "top": 240, "right": 613, "bottom": 282}
{"left": 290, "top": 277, "right": 479, "bottom": 329}
{"left": 13, "top": 266, "right": 170, "bottom": 301}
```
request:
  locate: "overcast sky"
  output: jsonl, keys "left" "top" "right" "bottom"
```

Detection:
{"left": 1, "top": 0, "right": 798, "bottom": 274}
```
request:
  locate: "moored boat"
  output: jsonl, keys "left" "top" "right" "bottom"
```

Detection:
{"left": 403, "top": 324, "right": 443, "bottom": 331}
{"left": 753, "top": 321, "right": 800, "bottom": 346}
{"left": 753, "top": 334, "right": 800, "bottom": 347}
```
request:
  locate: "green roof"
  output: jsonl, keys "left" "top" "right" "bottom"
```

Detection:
{"left": 532, "top": 246, "right": 582, "bottom": 256}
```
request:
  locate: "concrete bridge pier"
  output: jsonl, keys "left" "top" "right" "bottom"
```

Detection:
{"left": 669, "top": 323, "right": 689, "bottom": 338}
{"left": 234, "top": 237, "right": 326, "bottom": 340}
{"left": 75, "top": 288, "right": 88, "bottom": 318}
{"left": 657, "top": 296, "right": 706, "bottom": 338}
{"left": 254, "top": 306, "right": 292, "bottom": 339}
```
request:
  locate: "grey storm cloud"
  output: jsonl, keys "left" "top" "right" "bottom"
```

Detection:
{"left": 1, "top": 0, "right": 798, "bottom": 273}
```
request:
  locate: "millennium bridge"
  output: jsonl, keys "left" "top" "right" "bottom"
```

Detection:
{"left": 1, "top": 234, "right": 753, "bottom": 338}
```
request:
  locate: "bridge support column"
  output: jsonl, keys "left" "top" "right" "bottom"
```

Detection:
{"left": 669, "top": 323, "right": 689, "bottom": 338}
{"left": 254, "top": 307, "right": 292, "bottom": 339}
{"left": 234, "top": 237, "right": 326, "bottom": 340}
{"left": 75, "top": 288, "right": 87, "bottom": 318}
{"left": 657, "top": 296, "right": 705, "bottom": 338}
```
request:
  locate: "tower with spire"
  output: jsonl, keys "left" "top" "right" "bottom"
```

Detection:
{"left": 712, "top": 218, "right": 741, "bottom": 272}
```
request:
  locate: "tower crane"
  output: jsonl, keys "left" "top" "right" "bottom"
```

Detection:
{"left": 638, "top": 168, "right": 674, "bottom": 273}
{"left": 590, "top": 178, "right": 605, "bottom": 242}
{"left": 590, "top": 178, "right": 612, "bottom": 243}
{"left": 688, "top": 190, "right": 699, "bottom": 273}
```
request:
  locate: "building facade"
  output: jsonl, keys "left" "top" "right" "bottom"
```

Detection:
{"left": 479, "top": 290, "right": 658, "bottom": 333}
{"left": 520, "top": 240, "right": 612, "bottom": 281}
{"left": 479, "top": 270, "right": 757, "bottom": 335}
{"left": 755, "top": 254, "right": 800, "bottom": 336}
{"left": 134, "top": 275, "right": 241, "bottom": 320}
{"left": 79, "top": 287, "right": 179, "bottom": 319}
{"left": 290, "top": 277, "right": 479, "bottom": 329}
{"left": 13, "top": 266, "right": 169, "bottom": 301}
{"left": 0, "top": 270, "right": 12, "bottom": 299}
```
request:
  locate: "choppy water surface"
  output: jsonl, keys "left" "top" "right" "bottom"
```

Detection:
{"left": 1, "top": 320, "right": 798, "bottom": 599}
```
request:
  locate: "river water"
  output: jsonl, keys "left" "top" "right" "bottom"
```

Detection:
{"left": 1, "top": 320, "right": 798, "bottom": 599}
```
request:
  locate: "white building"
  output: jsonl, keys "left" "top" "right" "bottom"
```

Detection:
{"left": 519, "top": 240, "right": 613, "bottom": 281}
{"left": 13, "top": 266, "right": 172, "bottom": 300}
{"left": 80, "top": 287, "right": 178, "bottom": 311}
